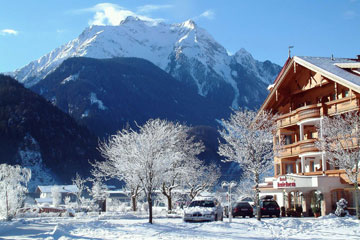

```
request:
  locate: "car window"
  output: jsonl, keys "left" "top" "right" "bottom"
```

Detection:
{"left": 263, "top": 201, "right": 278, "bottom": 208}
{"left": 236, "top": 202, "right": 250, "bottom": 207}
{"left": 189, "top": 200, "right": 215, "bottom": 207}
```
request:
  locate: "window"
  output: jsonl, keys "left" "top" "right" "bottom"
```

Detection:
{"left": 286, "top": 164, "right": 294, "bottom": 174}
{"left": 331, "top": 190, "right": 346, "bottom": 211}
{"left": 343, "top": 90, "right": 349, "bottom": 97}
{"left": 284, "top": 135, "right": 292, "bottom": 145}
{"left": 275, "top": 164, "right": 280, "bottom": 175}
{"left": 310, "top": 161, "right": 315, "bottom": 172}
{"left": 308, "top": 132, "right": 313, "bottom": 139}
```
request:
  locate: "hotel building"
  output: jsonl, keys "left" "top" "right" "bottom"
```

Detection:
{"left": 258, "top": 55, "right": 360, "bottom": 216}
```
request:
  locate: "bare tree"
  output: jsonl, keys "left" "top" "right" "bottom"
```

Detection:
{"left": 161, "top": 132, "right": 205, "bottom": 212}
{"left": 0, "top": 164, "right": 31, "bottom": 221}
{"left": 51, "top": 186, "right": 62, "bottom": 207}
{"left": 315, "top": 112, "right": 360, "bottom": 219}
{"left": 184, "top": 161, "right": 221, "bottom": 200}
{"left": 96, "top": 119, "right": 204, "bottom": 224}
{"left": 72, "top": 173, "right": 88, "bottom": 209}
{"left": 88, "top": 177, "right": 109, "bottom": 212}
{"left": 92, "top": 130, "right": 143, "bottom": 212}
{"left": 235, "top": 173, "right": 257, "bottom": 202}
{"left": 218, "top": 109, "right": 276, "bottom": 220}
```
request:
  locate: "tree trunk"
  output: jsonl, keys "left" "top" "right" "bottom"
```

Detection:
{"left": 5, "top": 187, "right": 9, "bottom": 221}
{"left": 131, "top": 195, "right": 137, "bottom": 212}
{"left": 167, "top": 194, "right": 172, "bottom": 212}
{"left": 255, "top": 172, "right": 261, "bottom": 221}
{"left": 355, "top": 182, "right": 359, "bottom": 220}
{"left": 161, "top": 183, "right": 172, "bottom": 212}
{"left": 148, "top": 193, "right": 153, "bottom": 224}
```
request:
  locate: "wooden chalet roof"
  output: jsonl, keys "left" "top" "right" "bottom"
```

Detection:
{"left": 259, "top": 56, "right": 360, "bottom": 112}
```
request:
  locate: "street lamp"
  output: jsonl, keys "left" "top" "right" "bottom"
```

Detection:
{"left": 222, "top": 181, "right": 237, "bottom": 223}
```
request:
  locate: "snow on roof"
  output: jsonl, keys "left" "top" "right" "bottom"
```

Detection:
{"left": 295, "top": 56, "right": 360, "bottom": 90}
{"left": 259, "top": 55, "right": 360, "bottom": 114}
{"left": 37, "top": 185, "right": 79, "bottom": 193}
{"left": 35, "top": 198, "right": 53, "bottom": 203}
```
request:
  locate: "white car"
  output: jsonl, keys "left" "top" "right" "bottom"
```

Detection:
{"left": 183, "top": 197, "right": 223, "bottom": 222}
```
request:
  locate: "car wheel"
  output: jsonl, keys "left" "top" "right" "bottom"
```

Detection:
{"left": 276, "top": 214, "right": 280, "bottom": 218}
{"left": 250, "top": 215, "right": 253, "bottom": 218}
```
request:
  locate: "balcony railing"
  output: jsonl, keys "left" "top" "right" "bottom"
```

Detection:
{"left": 276, "top": 97, "right": 360, "bottom": 128}
{"left": 326, "top": 97, "right": 360, "bottom": 115}
{"left": 279, "top": 139, "right": 318, "bottom": 158}
{"left": 277, "top": 104, "right": 321, "bottom": 128}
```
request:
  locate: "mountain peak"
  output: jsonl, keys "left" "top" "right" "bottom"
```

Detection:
{"left": 120, "top": 15, "right": 142, "bottom": 25}
{"left": 181, "top": 19, "right": 197, "bottom": 29}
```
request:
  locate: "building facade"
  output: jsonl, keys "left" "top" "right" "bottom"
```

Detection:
{"left": 258, "top": 55, "right": 360, "bottom": 216}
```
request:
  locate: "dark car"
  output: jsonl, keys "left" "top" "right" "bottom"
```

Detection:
{"left": 232, "top": 201, "right": 254, "bottom": 218}
{"left": 260, "top": 199, "right": 280, "bottom": 217}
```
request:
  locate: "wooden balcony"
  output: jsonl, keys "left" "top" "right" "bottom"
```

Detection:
{"left": 276, "top": 97, "right": 360, "bottom": 129}
{"left": 278, "top": 139, "right": 318, "bottom": 158}
{"left": 326, "top": 97, "right": 360, "bottom": 115}
{"left": 277, "top": 104, "right": 321, "bottom": 128}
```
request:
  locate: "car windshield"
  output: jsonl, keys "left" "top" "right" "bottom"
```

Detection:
{"left": 236, "top": 202, "right": 250, "bottom": 207}
{"left": 189, "top": 200, "right": 215, "bottom": 208}
{"left": 263, "top": 201, "right": 278, "bottom": 208}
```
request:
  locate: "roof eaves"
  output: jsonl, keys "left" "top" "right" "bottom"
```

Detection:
{"left": 258, "top": 57, "right": 294, "bottom": 113}
{"left": 294, "top": 56, "right": 360, "bottom": 94}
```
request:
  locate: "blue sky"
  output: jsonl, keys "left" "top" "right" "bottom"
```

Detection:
{"left": 0, "top": 0, "right": 359, "bottom": 72}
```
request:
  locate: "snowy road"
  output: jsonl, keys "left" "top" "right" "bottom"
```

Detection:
{"left": 0, "top": 214, "right": 359, "bottom": 240}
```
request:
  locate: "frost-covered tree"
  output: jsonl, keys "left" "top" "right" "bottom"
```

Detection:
{"left": 89, "top": 177, "right": 109, "bottom": 211}
{"left": 72, "top": 173, "right": 88, "bottom": 208}
{"left": 161, "top": 132, "right": 205, "bottom": 212}
{"left": 97, "top": 119, "right": 204, "bottom": 223}
{"left": 234, "top": 173, "right": 257, "bottom": 202}
{"left": 51, "top": 186, "right": 62, "bottom": 207}
{"left": 183, "top": 161, "right": 220, "bottom": 200}
{"left": 315, "top": 112, "right": 360, "bottom": 219}
{"left": 218, "top": 109, "right": 276, "bottom": 221}
{"left": 0, "top": 164, "right": 31, "bottom": 221}
{"left": 92, "top": 130, "right": 143, "bottom": 212}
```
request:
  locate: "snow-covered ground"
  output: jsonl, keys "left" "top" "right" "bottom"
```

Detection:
{"left": 0, "top": 213, "right": 359, "bottom": 240}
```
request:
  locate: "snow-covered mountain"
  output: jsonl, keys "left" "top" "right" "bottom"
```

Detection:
{"left": 12, "top": 16, "right": 280, "bottom": 109}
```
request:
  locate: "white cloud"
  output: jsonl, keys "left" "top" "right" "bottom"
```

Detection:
{"left": 0, "top": 29, "right": 18, "bottom": 36}
{"left": 137, "top": 4, "right": 173, "bottom": 14}
{"left": 198, "top": 10, "right": 215, "bottom": 20}
{"left": 193, "top": 10, "right": 215, "bottom": 21}
{"left": 76, "top": 3, "right": 163, "bottom": 26}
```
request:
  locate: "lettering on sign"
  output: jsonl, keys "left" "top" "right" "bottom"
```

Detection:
{"left": 277, "top": 182, "right": 296, "bottom": 187}
{"left": 277, "top": 176, "right": 296, "bottom": 188}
